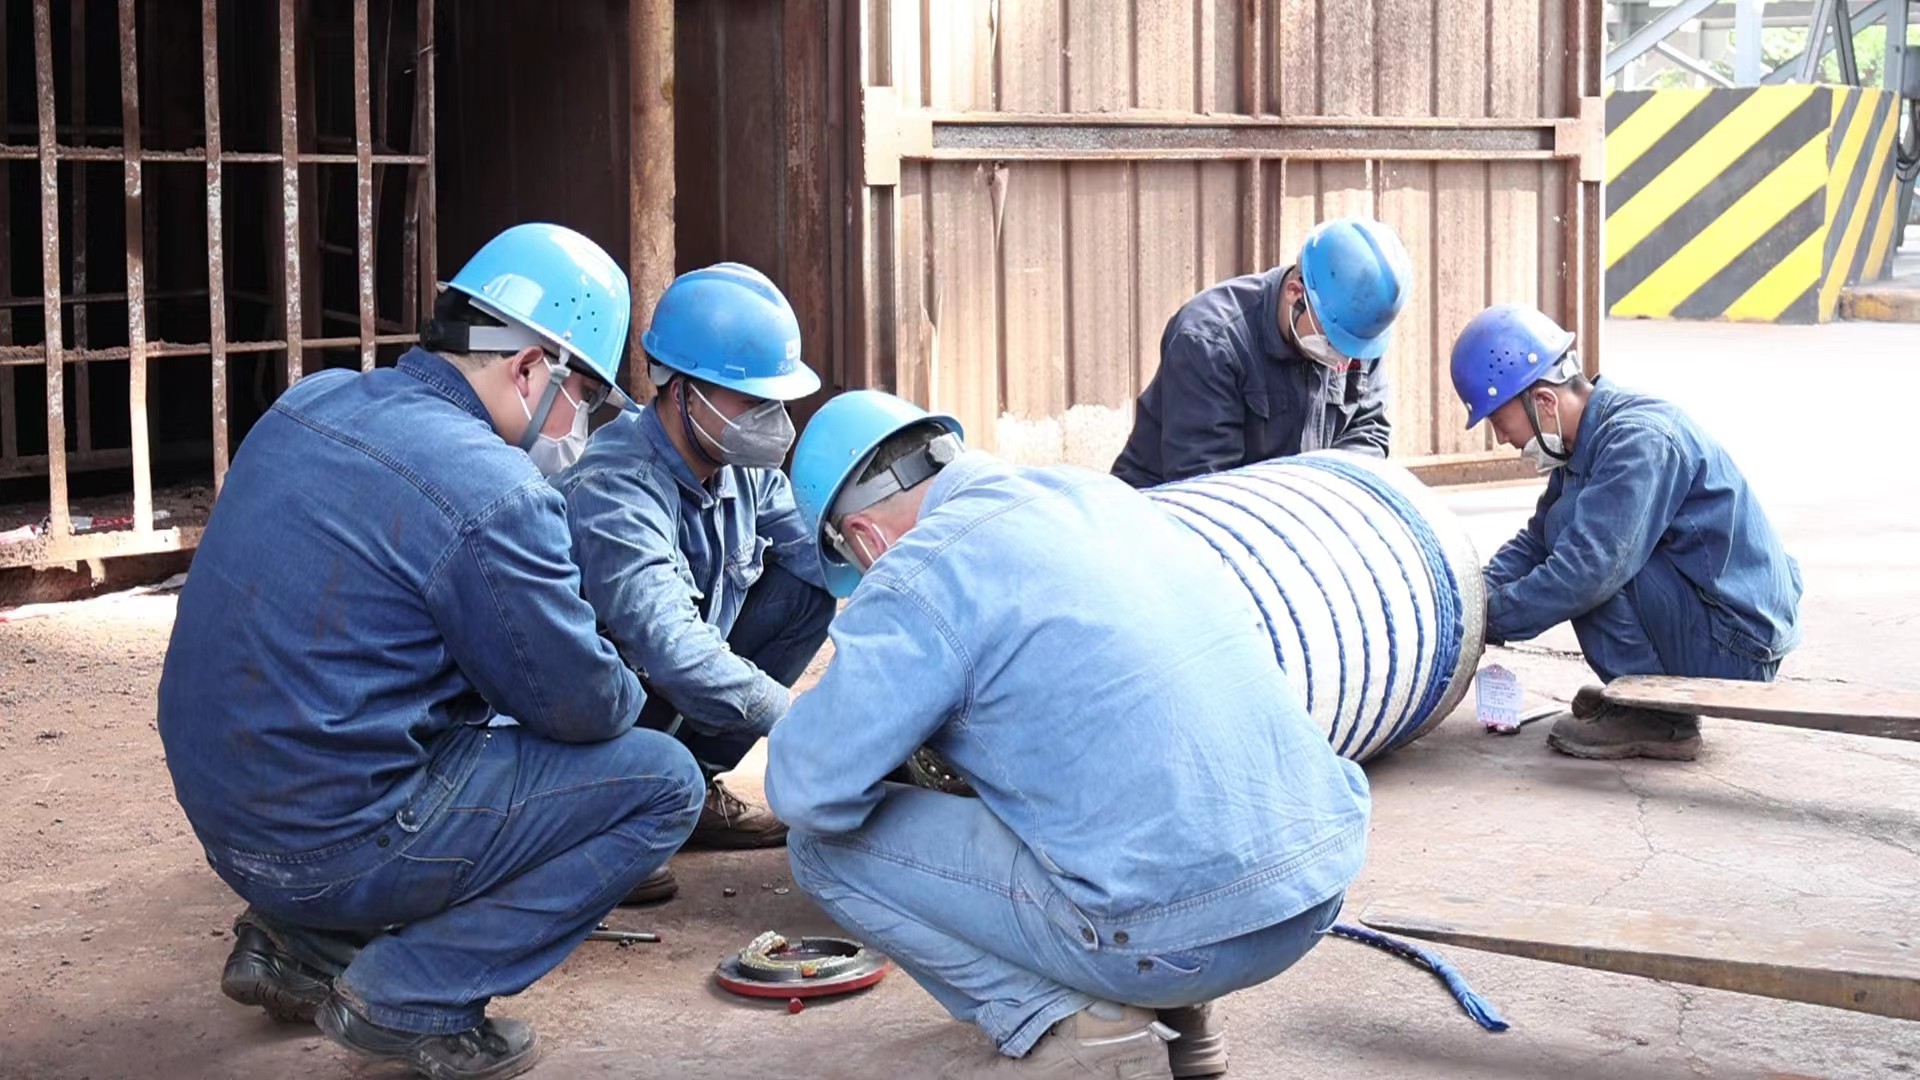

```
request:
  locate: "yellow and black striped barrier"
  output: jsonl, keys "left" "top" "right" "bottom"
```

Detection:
{"left": 1605, "top": 84, "right": 1906, "bottom": 323}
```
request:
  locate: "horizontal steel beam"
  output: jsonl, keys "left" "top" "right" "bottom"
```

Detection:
{"left": 0, "top": 524, "right": 203, "bottom": 571}
{"left": 0, "top": 145, "right": 429, "bottom": 164}
{"left": 1655, "top": 39, "right": 1737, "bottom": 86}
{"left": 0, "top": 334, "right": 420, "bottom": 366}
{"left": 918, "top": 112, "right": 1569, "bottom": 163}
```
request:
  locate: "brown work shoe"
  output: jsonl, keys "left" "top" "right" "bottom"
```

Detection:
{"left": 1156, "top": 1002, "right": 1226, "bottom": 1078}
{"left": 688, "top": 777, "right": 789, "bottom": 849}
{"left": 620, "top": 864, "right": 678, "bottom": 905}
{"left": 939, "top": 1004, "right": 1176, "bottom": 1079}
{"left": 1548, "top": 704, "right": 1701, "bottom": 761}
{"left": 1570, "top": 684, "right": 1607, "bottom": 718}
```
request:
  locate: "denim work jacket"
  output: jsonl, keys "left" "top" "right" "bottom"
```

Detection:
{"left": 1112, "top": 265, "right": 1391, "bottom": 488}
{"left": 1484, "top": 379, "right": 1803, "bottom": 659}
{"left": 158, "top": 349, "right": 644, "bottom": 860}
{"left": 554, "top": 405, "right": 825, "bottom": 740}
{"left": 766, "top": 453, "right": 1372, "bottom": 954}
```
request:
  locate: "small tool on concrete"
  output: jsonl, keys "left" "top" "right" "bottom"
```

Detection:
{"left": 714, "top": 930, "right": 890, "bottom": 1001}
{"left": 587, "top": 924, "right": 661, "bottom": 945}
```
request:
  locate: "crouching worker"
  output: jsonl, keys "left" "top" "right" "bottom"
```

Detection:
{"left": 157, "top": 224, "right": 704, "bottom": 1080}
{"left": 765, "top": 391, "right": 1372, "bottom": 1080}
{"left": 1450, "top": 305, "right": 1803, "bottom": 761}
{"left": 557, "top": 264, "right": 834, "bottom": 859}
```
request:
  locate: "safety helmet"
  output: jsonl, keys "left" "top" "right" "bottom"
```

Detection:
{"left": 443, "top": 222, "right": 638, "bottom": 411}
{"left": 1448, "top": 305, "right": 1579, "bottom": 429}
{"left": 790, "top": 390, "right": 964, "bottom": 598}
{"left": 642, "top": 263, "right": 820, "bottom": 402}
{"left": 1298, "top": 217, "right": 1413, "bottom": 361}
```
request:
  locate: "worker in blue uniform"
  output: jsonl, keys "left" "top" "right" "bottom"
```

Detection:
{"left": 1451, "top": 305, "right": 1803, "bottom": 761}
{"left": 767, "top": 391, "right": 1371, "bottom": 1080}
{"left": 556, "top": 263, "right": 833, "bottom": 862}
{"left": 157, "top": 224, "right": 705, "bottom": 1080}
{"left": 1112, "top": 217, "right": 1413, "bottom": 488}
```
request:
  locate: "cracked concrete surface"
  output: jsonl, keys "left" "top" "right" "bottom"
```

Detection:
{"left": 1, "top": 320, "right": 1918, "bottom": 1078}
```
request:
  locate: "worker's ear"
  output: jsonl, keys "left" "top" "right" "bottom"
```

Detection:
{"left": 506, "top": 347, "right": 545, "bottom": 394}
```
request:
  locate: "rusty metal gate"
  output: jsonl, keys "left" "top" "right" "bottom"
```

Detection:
{"left": 844, "top": 0, "right": 1606, "bottom": 484}
{"left": 0, "top": 0, "right": 434, "bottom": 572}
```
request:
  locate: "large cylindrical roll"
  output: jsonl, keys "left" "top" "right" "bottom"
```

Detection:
{"left": 1148, "top": 451, "right": 1484, "bottom": 763}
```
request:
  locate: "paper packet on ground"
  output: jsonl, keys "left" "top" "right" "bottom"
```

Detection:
{"left": 1476, "top": 664, "right": 1525, "bottom": 734}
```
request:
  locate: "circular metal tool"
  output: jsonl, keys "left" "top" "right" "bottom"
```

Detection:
{"left": 714, "top": 931, "right": 891, "bottom": 1000}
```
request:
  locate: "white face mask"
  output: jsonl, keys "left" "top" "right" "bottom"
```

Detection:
{"left": 521, "top": 380, "right": 591, "bottom": 478}
{"left": 1520, "top": 402, "right": 1568, "bottom": 474}
{"left": 1292, "top": 298, "right": 1350, "bottom": 371}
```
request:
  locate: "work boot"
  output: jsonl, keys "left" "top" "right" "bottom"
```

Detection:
{"left": 688, "top": 777, "right": 789, "bottom": 849}
{"left": 1156, "top": 1002, "right": 1227, "bottom": 1078}
{"left": 939, "top": 1003, "right": 1176, "bottom": 1079}
{"left": 316, "top": 991, "right": 540, "bottom": 1080}
{"left": 620, "top": 864, "right": 679, "bottom": 905}
{"left": 1548, "top": 703, "right": 1702, "bottom": 761}
{"left": 1570, "top": 684, "right": 1607, "bottom": 718}
{"left": 220, "top": 910, "right": 335, "bottom": 1023}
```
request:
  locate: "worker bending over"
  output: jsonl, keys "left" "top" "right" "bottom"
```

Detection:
{"left": 157, "top": 225, "right": 703, "bottom": 1080}
{"left": 767, "top": 391, "right": 1371, "bottom": 1080}
{"left": 1451, "top": 305, "right": 1802, "bottom": 760}
{"left": 1112, "top": 216, "right": 1412, "bottom": 488}
{"left": 556, "top": 264, "right": 832, "bottom": 866}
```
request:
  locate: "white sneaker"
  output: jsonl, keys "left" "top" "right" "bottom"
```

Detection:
{"left": 940, "top": 1004, "right": 1177, "bottom": 1079}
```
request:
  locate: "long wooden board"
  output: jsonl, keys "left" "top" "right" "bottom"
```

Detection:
{"left": 1603, "top": 676, "right": 1920, "bottom": 743}
{"left": 1361, "top": 895, "right": 1920, "bottom": 1021}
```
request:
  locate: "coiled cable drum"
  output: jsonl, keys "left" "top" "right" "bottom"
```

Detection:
{"left": 1148, "top": 451, "right": 1485, "bottom": 763}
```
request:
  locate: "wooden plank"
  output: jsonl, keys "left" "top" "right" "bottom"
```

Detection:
{"left": 927, "top": 163, "right": 999, "bottom": 447}
{"left": 1361, "top": 894, "right": 1920, "bottom": 1021}
{"left": 1378, "top": 162, "right": 1434, "bottom": 456}
{"left": 1432, "top": 162, "right": 1488, "bottom": 454}
{"left": 1319, "top": 0, "right": 1375, "bottom": 118}
{"left": 997, "top": 1, "right": 1067, "bottom": 422}
{"left": 1064, "top": 4, "right": 1133, "bottom": 409}
{"left": 1275, "top": 0, "right": 1317, "bottom": 116}
{"left": 1434, "top": 0, "right": 1489, "bottom": 120}
{"left": 1603, "top": 676, "right": 1920, "bottom": 742}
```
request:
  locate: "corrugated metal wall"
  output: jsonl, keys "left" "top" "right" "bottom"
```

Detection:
{"left": 852, "top": 0, "right": 1599, "bottom": 475}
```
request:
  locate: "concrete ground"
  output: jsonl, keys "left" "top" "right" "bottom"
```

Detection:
{"left": 2, "top": 318, "right": 1917, "bottom": 1079}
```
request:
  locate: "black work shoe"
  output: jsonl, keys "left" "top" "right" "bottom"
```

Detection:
{"left": 316, "top": 992, "right": 540, "bottom": 1080}
{"left": 621, "top": 864, "right": 679, "bottom": 905}
{"left": 221, "top": 916, "right": 334, "bottom": 1023}
{"left": 688, "top": 777, "right": 789, "bottom": 849}
{"left": 1548, "top": 705, "right": 1702, "bottom": 761}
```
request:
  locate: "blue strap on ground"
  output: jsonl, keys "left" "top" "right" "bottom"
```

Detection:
{"left": 1329, "top": 923, "right": 1510, "bottom": 1033}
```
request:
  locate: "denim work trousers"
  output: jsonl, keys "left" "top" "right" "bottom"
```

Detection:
{"left": 638, "top": 561, "right": 834, "bottom": 773}
{"left": 211, "top": 725, "right": 703, "bottom": 1033}
{"left": 1573, "top": 550, "right": 1782, "bottom": 685}
{"left": 788, "top": 786, "right": 1344, "bottom": 1057}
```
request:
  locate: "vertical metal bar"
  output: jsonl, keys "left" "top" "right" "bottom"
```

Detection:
{"left": 400, "top": 0, "right": 423, "bottom": 332}
{"left": 418, "top": 0, "right": 437, "bottom": 329}
{"left": 354, "top": 0, "right": 376, "bottom": 371}
{"left": 34, "top": 0, "right": 72, "bottom": 540}
{"left": 70, "top": 0, "right": 91, "bottom": 455}
{"left": 203, "top": 0, "right": 229, "bottom": 490}
{"left": 121, "top": 0, "right": 152, "bottom": 533}
{"left": 1803, "top": 0, "right": 1835, "bottom": 82}
{"left": 631, "top": 0, "right": 676, "bottom": 403}
{"left": 1886, "top": 0, "right": 1909, "bottom": 94}
{"left": 1241, "top": 0, "right": 1266, "bottom": 273}
{"left": 0, "top": 7, "right": 16, "bottom": 464}
{"left": 1832, "top": 0, "right": 1859, "bottom": 86}
{"left": 1734, "top": 0, "right": 1764, "bottom": 85}
{"left": 280, "top": 0, "right": 303, "bottom": 387}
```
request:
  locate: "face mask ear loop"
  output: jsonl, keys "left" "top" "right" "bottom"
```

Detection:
{"left": 1520, "top": 390, "right": 1571, "bottom": 461}
{"left": 518, "top": 369, "right": 565, "bottom": 451}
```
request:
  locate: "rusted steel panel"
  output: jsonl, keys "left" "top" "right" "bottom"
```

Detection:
{"left": 0, "top": 6, "right": 15, "bottom": 465}
{"left": 783, "top": 0, "right": 832, "bottom": 398}
{"left": 996, "top": 2, "right": 1067, "bottom": 426}
{"left": 926, "top": 1, "right": 990, "bottom": 111}
{"left": 202, "top": 0, "right": 230, "bottom": 490}
{"left": 417, "top": 0, "right": 436, "bottom": 334}
{"left": 1239, "top": 0, "right": 1265, "bottom": 271}
{"left": 121, "top": 0, "right": 152, "bottom": 532}
{"left": 1276, "top": 0, "right": 1317, "bottom": 115}
{"left": 630, "top": 0, "right": 673, "bottom": 402}
{"left": 1436, "top": 0, "right": 1490, "bottom": 120}
{"left": 1131, "top": 0, "right": 1197, "bottom": 400}
{"left": 353, "top": 0, "right": 375, "bottom": 372}
{"left": 69, "top": 0, "right": 90, "bottom": 456}
{"left": 1320, "top": 0, "right": 1375, "bottom": 117}
{"left": 927, "top": 164, "right": 999, "bottom": 448}
{"left": 34, "top": 0, "right": 71, "bottom": 540}
{"left": 1377, "top": 0, "right": 1434, "bottom": 117}
{"left": 279, "top": 0, "right": 302, "bottom": 389}
{"left": 1, "top": 525, "right": 202, "bottom": 572}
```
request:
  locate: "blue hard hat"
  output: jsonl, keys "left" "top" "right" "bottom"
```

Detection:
{"left": 642, "top": 263, "right": 821, "bottom": 401}
{"left": 1298, "top": 217, "right": 1413, "bottom": 361}
{"left": 444, "top": 222, "right": 637, "bottom": 411}
{"left": 1449, "top": 305, "right": 1578, "bottom": 429}
{"left": 790, "top": 390, "right": 963, "bottom": 598}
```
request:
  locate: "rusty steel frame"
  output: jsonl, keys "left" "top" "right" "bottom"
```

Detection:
{"left": 2, "top": 0, "right": 437, "bottom": 571}
{"left": 629, "top": 0, "right": 675, "bottom": 404}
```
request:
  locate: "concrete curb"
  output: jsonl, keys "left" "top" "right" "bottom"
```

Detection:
{"left": 1839, "top": 286, "right": 1920, "bottom": 323}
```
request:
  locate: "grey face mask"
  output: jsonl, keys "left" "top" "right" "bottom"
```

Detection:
{"left": 686, "top": 382, "right": 795, "bottom": 469}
